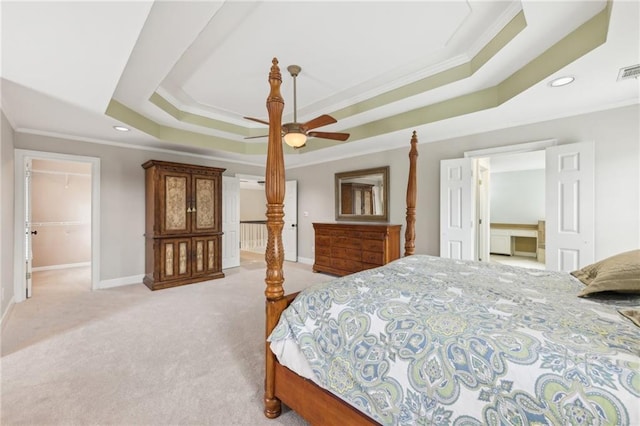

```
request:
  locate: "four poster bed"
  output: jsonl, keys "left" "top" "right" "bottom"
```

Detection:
{"left": 261, "top": 59, "right": 640, "bottom": 425}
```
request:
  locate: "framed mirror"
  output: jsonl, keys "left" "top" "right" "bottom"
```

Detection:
{"left": 335, "top": 166, "right": 389, "bottom": 222}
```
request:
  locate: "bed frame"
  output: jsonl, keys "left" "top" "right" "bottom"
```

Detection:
{"left": 262, "top": 58, "right": 418, "bottom": 425}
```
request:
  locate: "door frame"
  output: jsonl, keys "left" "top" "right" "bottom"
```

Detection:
{"left": 283, "top": 180, "right": 298, "bottom": 262}
{"left": 14, "top": 149, "right": 100, "bottom": 302}
{"left": 463, "top": 139, "right": 558, "bottom": 161}
{"left": 476, "top": 160, "right": 490, "bottom": 262}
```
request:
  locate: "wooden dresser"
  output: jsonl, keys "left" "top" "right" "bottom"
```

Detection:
{"left": 142, "top": 160, "right": 226, "bottom": 290}
{"left": 313, "top": 223, "right": 402, "bottom": 276}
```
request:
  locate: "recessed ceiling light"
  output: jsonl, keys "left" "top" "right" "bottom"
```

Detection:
{"left": 113, "top": 125, "right": 130, "bottom": 132}
{"left": 549, "top": 76, "right": 575, "bottom": 87}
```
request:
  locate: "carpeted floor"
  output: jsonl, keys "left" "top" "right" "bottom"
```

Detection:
{"left": 1, "top": 253, "right": 333, "bottom": 425}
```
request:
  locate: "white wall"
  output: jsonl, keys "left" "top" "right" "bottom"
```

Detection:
{"left": 490, "top": 169, "right": 545, "bottom": 224}
{"left": 1, "top": 110, "right": 16, "bottom": 320}
{"left": 240, "top": 188, "right": 266, "bottom": 221}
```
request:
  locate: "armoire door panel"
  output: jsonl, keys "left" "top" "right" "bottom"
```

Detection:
{"left": 159, "top": 171, "right": 191, "bottom": 235}
{"left": 192, "top": 176, "right": 218, "bottom": 233}
{"left": 159, "top": 238, "right": 192, "bottom": 282}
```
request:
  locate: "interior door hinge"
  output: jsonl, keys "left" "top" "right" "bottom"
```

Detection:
{"left": 26, "top": 271, "right": 32, "bottom": 280}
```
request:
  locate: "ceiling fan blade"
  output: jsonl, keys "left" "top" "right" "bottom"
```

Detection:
{"left": 307, "top": 131, "right": 350, "bottom": 142}
{"left": 244, "top": 135, "right": 268, "bottom": 139}
{"left": 303, "top": 114, "right": 337, "bottom": 131}
{"left": 244, "top": 116, "right": 269, "bottom": 126}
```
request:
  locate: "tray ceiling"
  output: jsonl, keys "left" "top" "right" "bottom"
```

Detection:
{"left": 1, "top": 1, "right": 638, "bottom": 168}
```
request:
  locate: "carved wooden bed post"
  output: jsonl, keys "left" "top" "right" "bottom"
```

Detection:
{"left": 263, "top": 58, "right": 286, "bottom": 419}
{"left": 404, "top": 131, "right": 418, "bottom": 256}
{"left": 259, "top": 58, "right": 420, "bottom": 422}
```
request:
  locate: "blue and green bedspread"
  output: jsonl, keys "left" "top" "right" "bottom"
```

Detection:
{"left": 268, "top": 255, "right": 639, "bottom": 425}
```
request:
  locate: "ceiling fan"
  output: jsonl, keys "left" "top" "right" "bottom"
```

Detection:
{"left": 244, "top": 65, "right": 350, "bottom": 148}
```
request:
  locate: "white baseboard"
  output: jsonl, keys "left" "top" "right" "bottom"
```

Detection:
{"left": 33, "top": 262, "right": 91, "bottom": 272}
{"left": 98, "top": 274, "right": 144, "bottom": 289}
{"left": 297, "top": 256, "right": 314, "bottom": 265}
{"left": 1, "top": 296, "right": 16, "bottom": 331}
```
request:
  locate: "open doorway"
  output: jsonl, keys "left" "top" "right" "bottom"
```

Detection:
{"left": 482, "top": 151, "right": 546, "bottom": 270}
{"left": 222, "top": 175, "right": 298, "bottom": 270}
{"left": 29, "top": 159, "right": 93, "bottom": 295}
{"left": 236, "top": 175, "right": 298, "bottom": 267}
{"left": 238, "top": 178, "right": 268, "bottom": 268}
{"left": 14, "top": 150, "right": 100, "bottom": 304}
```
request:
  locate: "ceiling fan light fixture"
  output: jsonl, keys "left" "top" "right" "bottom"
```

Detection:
{"left": 283, "top": 132, "right": 307, "bottom": 148}
{"left": 243, "top": 63, "right": 349, "bottom": 144}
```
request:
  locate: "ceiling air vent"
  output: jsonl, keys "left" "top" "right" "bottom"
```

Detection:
{"left": 617, "top": 64, "right": 640, "bottom": 81}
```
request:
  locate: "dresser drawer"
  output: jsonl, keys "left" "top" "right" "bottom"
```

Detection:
{"left": 333, "top": 236, "right": 361, "bottom": 249}
{"left": 361, "top": 232, "right": 384, "bottom": 240}
{"left": 361, "top": 239, "right": 383, "bottom": 252}
{"left": 331, "top": 257, "right": 361, "bottom": 272}
{"left": 316, "top": 235, "right": 331, "bottom": 246}
{"left": 331, "top": 229, "right": 362, "bottom": 238}
{"left": 333, "top": 247, "right": 361, "bottom": 261}
{"left": 315, "top": 255, "right": 331, "bottom": 267}
{"left": 316, "top": 245, "right": 331, "bottom": 257}
{"left": 362, "top": 251, "right": 383, "bottom": 265}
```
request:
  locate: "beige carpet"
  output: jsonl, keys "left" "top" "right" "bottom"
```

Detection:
{"left": 1, "top": 253, "right": 333, "bottom": 425}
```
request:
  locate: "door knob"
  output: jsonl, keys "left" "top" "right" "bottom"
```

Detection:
{"left": 31, "top": 230, "right": 38, "bottom": 235}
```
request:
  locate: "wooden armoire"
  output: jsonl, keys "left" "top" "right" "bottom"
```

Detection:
{"left": 142, "top": 160, "right": 225, "bottom": 290}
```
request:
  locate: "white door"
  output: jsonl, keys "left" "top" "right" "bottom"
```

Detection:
{"left": 222, "top": 176, "right": 240, "bottom": 269}
{"left": 283, "top": 180, "right": 298, "bottom": 262}
{"left": 545, "top": 141, "right": 594, "bottom": 271}
{"left": 24, "top": 159, "right": 33, "bottom": 298}
{"left": 440, "top": 158, "right": 476, "bottom": 260}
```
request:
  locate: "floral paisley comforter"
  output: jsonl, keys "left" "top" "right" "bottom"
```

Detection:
{"left": 268, "top": 255, "right": 640, "bottom": 425}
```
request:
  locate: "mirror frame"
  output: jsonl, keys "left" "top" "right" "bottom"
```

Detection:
{"left": 335, "top": 166, "right": 389, "bottom": 222}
